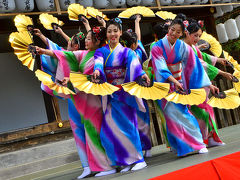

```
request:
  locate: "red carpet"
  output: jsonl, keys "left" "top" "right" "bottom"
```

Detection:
{"left": 150, "top": 152, "right": 240, "bottom": 180}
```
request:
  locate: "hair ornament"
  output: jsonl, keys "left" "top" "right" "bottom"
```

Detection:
{"left": 198, "top": 20, "right": 204, "bottom": 28}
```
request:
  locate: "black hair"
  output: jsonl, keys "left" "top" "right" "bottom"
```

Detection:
{"left": 120, "top": 30, "right": 137, "bottom": 48}
{"left": 186, "top": 18, "right": 202, "bottom": 34}
{"left": 153, "top": 23, "right": 169, "bottom": 40}
{"left": 72, "top": 33, "right": 85, "bottom": 50}
{"left": 169, "top": 18, "right": 185, "bottom": 33}
{"left": 88, "top": 26, "right": 106, "bottom": 47}
{"left": 175, "top": 13, "right": 187, "bottom": 21}
{"left": 107, "top": 18, "right": 122, "bottom": 31}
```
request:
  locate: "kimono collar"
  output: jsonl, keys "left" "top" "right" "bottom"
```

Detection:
{"left": 164, "top": 35, "right": 177, "bottom": 50}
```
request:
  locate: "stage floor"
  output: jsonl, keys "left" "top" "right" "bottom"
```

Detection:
{"left": 16, "top": 124, "right": 240, "bottom": 180}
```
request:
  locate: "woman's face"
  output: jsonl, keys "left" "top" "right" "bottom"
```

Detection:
{"left": 188, "top": 29, "right": 203, "bottom": 45}
{"left": 85, "top": 32, "right": 99, "bottom": 51}
{"left": 107, "top": 24, "right": 122, "bottom": 46}
{"left": 168, "top": 24, "right": 183, "bottom": 43}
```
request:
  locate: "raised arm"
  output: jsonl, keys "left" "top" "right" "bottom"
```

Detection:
{"left": 135, "top": 14, "right": 141, "bottom": 41}
{"left": 34, "top": 29, "right": 48, "bottom": 46}
{"left": 97, "top": 16, "right": 106, "bottom": 28}
{"left": 36, "top": 46, "right": 56, "bottom": 58}
{"left": 81, "top": 16, "right": 91, "bottom": 32}
{"left": 54, "top": 26, "right": 70, "bottom": 42}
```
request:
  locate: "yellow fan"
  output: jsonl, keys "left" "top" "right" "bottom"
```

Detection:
{"left": 207, "top": 88, "right": 240, "bottom": 109}
{"left": 70, "top": 73, "right": 119, "bottom": 96}
{"left": 200, "top": 31, "right": 222, "bottom": 57}
{"left": 118, "top": 6, "right": 155, "bottom": 19}
{"left": 165, "top": 89, "right": 206, "bottom": 105}
{"left": 155, "top": 11, "right": 176, "bottom": 20}
{"left": 233, "top": 70, "right": 240, "bottom": 93}
{"left": 14, "top": 14, "right": 33, "bottom": 32}
{"left": 39, "top": 13, "right": 64, "bottom": 30}
{"left": 9, "top": 31, "right": 35, "bottom": 71}
{"left": 223, "top": 50, "right": 240, "bottom": 71}
{"left": 86, "top": 7, "right": 109, "bottom": 20}
{"left": 67, "top": 3, "right": 89, "bottom": 21}
{"left": 35, "top": 70, "right": 75, "bottom": 95}
{"left": 121, "top": 82, "right": 170, "bottom": 100}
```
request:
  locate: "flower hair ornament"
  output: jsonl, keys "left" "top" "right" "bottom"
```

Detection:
{"left": 183, "top": 20, "right": 189, "bottom": 31}
{"left": 198, "top": 20, "right": 204, "bottom": 28}
{"left": 110, "top": 17, "right": 122, "bottom": 30}
{"left": 76, "top": 32, "right": 85, "bottom": 40}
{"left": 127, "top": 29, "right": 133, "bottom": 33}
{"left": 92, "top": 26, "right": 103, "bottom": 41}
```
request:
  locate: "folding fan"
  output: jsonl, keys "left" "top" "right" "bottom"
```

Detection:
{"left": 14, "top": 14, "right": 34, "bottom": 32}
{"left": 35, "top": 70, "right": 76, "bottom": 95}
{"left": 9, "top": 31, "right": 35, "bottom": 71}
{"left": 39, "top": 13, "right": 64, "bottom": 30}
{"left": 155, "top": 11, "right": 176, "bottom": 20}
{"left": 86, "top": 7, "right": 109, "bottom": 20}
{"left": 165, "top": 89, "right": 207, "bottom": 105}
{"left": 118, "top": 6, "right": 155, "bottom": 19}
{"left": 121, "top": 81, "right": 170, "bottom": 100}
{"left": 233, "top": 71, "right": 240, "bottom": 93}
{"left": 207, "top": 88, "right": 240, "bottom": 109}
{"left": 69, "top": 73, "right": 119, "bottom": 96}
{"left": 67, "top": 3, "right": 89, "bottom": 21}
{"left": 223, "top": 50, "right": 240, "bottom": 71}
{"left": 200, "top": 31, "right": 222, "bottom": 57}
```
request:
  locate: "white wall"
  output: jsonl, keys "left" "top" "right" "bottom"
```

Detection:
{"left": 0, "top": 53, "right": 48, "bottom": 133}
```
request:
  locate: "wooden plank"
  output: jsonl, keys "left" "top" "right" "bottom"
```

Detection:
{"left": 54, "top": 0, "right": 62, "bottom": 15}
{"left": 155, "top": 0, "right": 161, "bottom": 10}
{"left": 147, "top": 101, "right": 158, "bottom": 146}
{"left": 52, "top": 97, "right": 63, "bottom": 127}
{"left": 0, "top": 120, "right": 71, "bottom": 145}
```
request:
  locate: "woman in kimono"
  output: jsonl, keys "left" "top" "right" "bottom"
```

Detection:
{"left": 183, "top": 19, "right": 232, "bottom": 147}
{"left": 92, "top": 18, "right": 150, "bottom": 172}
{"left": 151, "top": 18, "right": 211, "bottom": 156}
{"left": 121, "top": 14, "right": 152, "bottom": 158}
{"left": 36, "top": 27, "right": 116, "bottom": 178}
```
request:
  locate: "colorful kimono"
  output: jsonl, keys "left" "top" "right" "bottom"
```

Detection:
{"left": 53, "top": 50, "right": 112, "bottom": 172}
{"left": 135, "top": 40, "right": 151, "bottom": 151}
{"left": 94, "top": 43, "right": 146, "bottom": 166}
{"left": 151, "top": 35, "right": 211, "bottom": 156}
{"left": 190, "top": 46, "right": 223, "bottom": 144}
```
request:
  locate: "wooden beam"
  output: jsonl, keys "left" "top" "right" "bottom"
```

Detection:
{"left": 54, "top": 0, "right": 62, "bottom": 15}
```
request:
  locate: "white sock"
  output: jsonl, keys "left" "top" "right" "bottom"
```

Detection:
{"left": 131, "top": 161, "right": 147, "bottom": 171}
{"left": 144, "top": 150, "right": 152, "bottom": 158}
{"left": 199, "top": 147, "right": 208, "bottom": 154}
{"left": 208, "top": 137, "right": 225, "bottom": 147}
{"left": 120, "top": 165, "right": 131, "bottom": 173}
{"left": 77, "top": 167, "right": 91, "bottom": 179}
{"left": 95, "top": 169, "right": 116, "bottom": 177}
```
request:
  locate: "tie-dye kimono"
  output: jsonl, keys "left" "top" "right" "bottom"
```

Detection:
{"left": 94, "top": 43, "right": 146, "bottom": 166}
{"left": 135, "top": 40, "right": 151, "bottom": 151}
{"left": 151, "top": 35, "right": 211, "bottom": 156}
{"left": 190, "top": 46, "right": 223, "bottom": 144}
{"left": 53, "top": 49, "right": 112, "bottom": 172}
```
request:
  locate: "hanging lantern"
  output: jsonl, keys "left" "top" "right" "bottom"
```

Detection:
{"left": 214, "top": 6, "right": 223, "bottom": 18}
{"left": 59, "top": 0, "right": 75, "bottom": 11}
{"left": 216, "top": 23, "right": 228, "bottom": 43}
{"left": 160, "top": 0, "right": 172, "bottom": 5}
{"left": 172, "top": 0, "right": 185, "bottom": 5}
{"left": 224, "top": 19, "right": 239, "bottom": 40}
{"left": 235, "top": 15, "right": 240, "bottom": 33}
{"left": 142, "top": 0, "right": 155, "bottom": 6}
{"left": 35, "top": 0, "right": 55, "bottom": 11}
{"left": 184, "top": 0, "right": 198, "bottom": 4}
{"left": 221, "top": 5, "right": 233, "bottom": 13}
{"left": 126, "top": 0, "right": 142, "bottom": 6}
{"left": 0, "top": 0, "right": 16, "bottom": 12}
{"left": 94, "top": 0, "right": 110, "bottom": 8}
{"left": 111, "top": 0, "right": 126, "bottom": 8}
{"left": 15, "top": 0, "right": 34, "bottom": 12}
{"left": 77, "top": 0, "right": 93, "bottom": 7}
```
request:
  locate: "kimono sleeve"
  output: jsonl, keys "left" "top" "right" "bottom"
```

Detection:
{"left": 125, "top": 48, "right": 145, "bottom": 82}
{"left": 94, "top": 48, "right": 107, "bottom": 81}
{"left": 181, "top": 42, "right": 211, "bottom": 89}
{"left": 135, "top": 40, "right": 148, "bottom": 64}
{"left": 151, "top": 43, "right": 172, "bottom": 83}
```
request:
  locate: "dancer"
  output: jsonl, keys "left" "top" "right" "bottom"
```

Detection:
{"left": 36, "top": 27, "right": 116, "bottom": 178}
{"left": 151, "top": 18, "right": 211, "bottom": 156}
{"left": 92, "top": 18, "right": 150, "bottom": 172}
{"left": 183, "top": 19, "right": 232, "bottom": 147}
{"left": 121, "top": 14, "right": 152, "bottom": 157}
